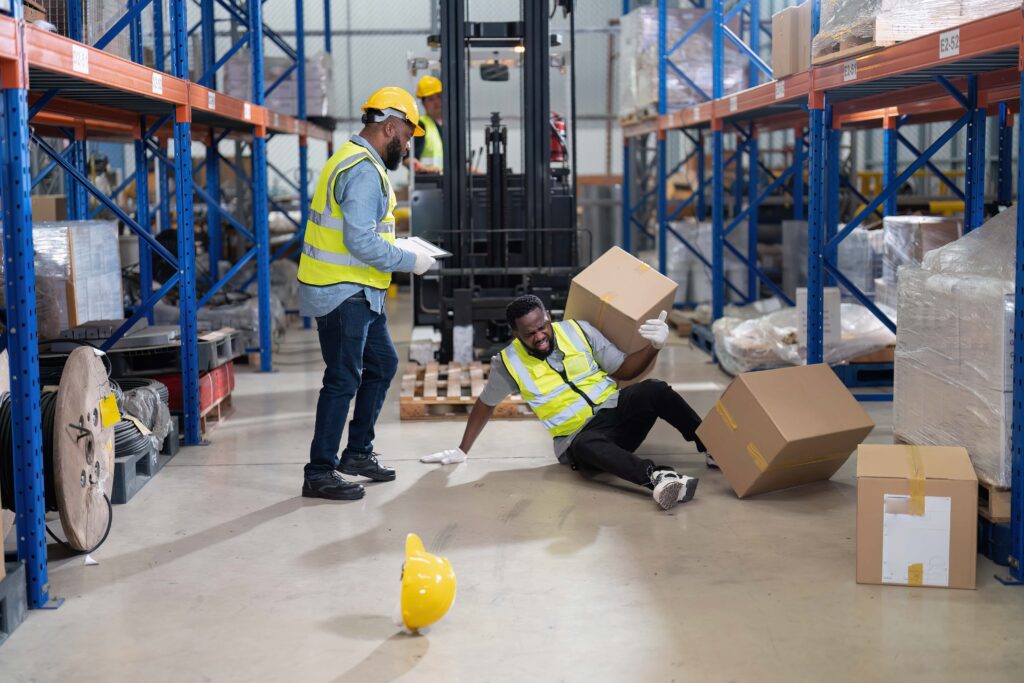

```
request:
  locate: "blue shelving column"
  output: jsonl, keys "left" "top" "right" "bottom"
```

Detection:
{"left": 1011, "top": 70, "right": 1024, "bottom": 582}
{"left": 0, "top": 0, "right": 52, "bottom": 609}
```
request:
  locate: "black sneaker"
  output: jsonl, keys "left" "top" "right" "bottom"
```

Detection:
{"left": 338, "top": 452, "right": 396, "bottom": 482}
{"left": 302, "top": 471, "right": 365, "bottom": 500}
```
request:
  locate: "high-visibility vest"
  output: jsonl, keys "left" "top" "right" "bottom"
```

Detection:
{"left": 419, "top": 115, "right": 443, "bottom": 170}
{"left": 500, "top": 321, "right": 618, "bottom": 438}
{"left": 297, "top": 140, "right": 397, "bottom": 289}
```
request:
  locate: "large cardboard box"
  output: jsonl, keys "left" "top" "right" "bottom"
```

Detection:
{"left": 856, "top": 445, "right": 977, "bottom": 589}
{"left": 564, "top": 246, "right": 678, "bottom": 358}
{"left": 697, "top": 364, "right": 875, "bottom": 498}
{"left": 31, "top": 194, "right": 67, "bottom": 222}
{"left": 771, "top": 2, "right": 812, "bottom": 79}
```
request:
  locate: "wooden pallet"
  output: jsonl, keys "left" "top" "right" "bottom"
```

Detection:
{"left": 811, "top": 39, "right": 886, "bottom": 66}
{"left": 200, "top": 393, "right": 234, "bottom": 437}
{"left": 399, "top": 362, "right": 532, "bottom": 421}
{"left": 978, "top": 479, "right": 1011, "bottom": 523}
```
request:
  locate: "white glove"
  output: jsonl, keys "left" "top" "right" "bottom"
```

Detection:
{"left": 638, "top": 310, "right": 670, "bottom": 350}
{"left": 420, "top": 448, "right": 467, "bottom": 465}
{"left": 411, "top": 251, "right": 436, "bottom": 276}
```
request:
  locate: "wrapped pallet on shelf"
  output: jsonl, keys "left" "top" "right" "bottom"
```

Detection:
{"left": 875, "top": 215, "right": 961, "bottom": 310}
{"left": 223, "top": 52, "right": 334, "bottom": 118}
{"left": 41, "top": 0, "right": 130, "bottom": 59}
{"left": 894, "top": 208, "right": 1016, "bottom": 488}
{"left": 618, "top": 6, "right": 747, "bottom": 121}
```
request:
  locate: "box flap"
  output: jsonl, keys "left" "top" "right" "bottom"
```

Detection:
{"left": 569, "top": 247, "right": 677, "bottom": 319}
{"left": 738, "top": 365, "right": 874, "bottom": 441}
{"left": 856, "top": 444, "right": 978, "bottom": 482}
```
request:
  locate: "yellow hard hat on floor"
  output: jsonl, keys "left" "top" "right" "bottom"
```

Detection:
{"left": 416, "top": 75, "right": 442, "bottom": 99}
{"left": 362, "top": 86, "right": 425, "bottom": 137}
{"left": 400, "top": 533, "right": 456, "bottom": 632}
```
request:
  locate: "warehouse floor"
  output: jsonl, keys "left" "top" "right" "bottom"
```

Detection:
{"left": 4, "top": 296, "right": 1024, "bottom": 682}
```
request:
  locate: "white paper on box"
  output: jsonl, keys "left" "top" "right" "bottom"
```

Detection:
{"left": 881, "top": 494, "right": 951, "bottom": 587}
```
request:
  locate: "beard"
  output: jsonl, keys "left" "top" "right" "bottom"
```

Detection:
{"left": 384, "top": 136, "right": 405, "bottom": 170}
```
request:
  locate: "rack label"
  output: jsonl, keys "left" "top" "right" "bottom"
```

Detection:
{"left": 843, "top": 60, "right": 857, "bottom": 82}
{"left": 72, "top": 45, "right": 89, "bottom": 75}
{"left": 775, "top": 80, "right": 785, "bottom": 100}
{"left": 692, "top": 105, "right": 701, "bottom": 119}
{"left": 244, "top": 103, "right": 252, "bottom": 120}
{"left": 151, "top": 72, "right": 163, "bottom": 96}
{"left": 207, "top": 91, "right": 216, "bottom": 110}
{"left": 729, "top": 96, "right": 738, "bottom": 113}
{"left": 939, "top": 28, "right": 960, "bottom": 60}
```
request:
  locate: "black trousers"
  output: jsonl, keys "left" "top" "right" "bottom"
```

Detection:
{"left": 565, "top": 379, "right": 703, "bottom": 486}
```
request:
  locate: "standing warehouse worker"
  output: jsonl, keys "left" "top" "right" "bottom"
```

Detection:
{"left": 410, "top": 75, "right": 444, "bottom": 174}
{"left": 422, "top": 295, "right": 706, "bottom": 510}
{"left": 298, "top": 86, "right": 434, "bottom": 501}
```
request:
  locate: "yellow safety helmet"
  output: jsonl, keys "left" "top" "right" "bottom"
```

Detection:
{"left": 400, "top": 533, "right": 456, "bottom": 632}
{"left": 362, "top": 86, "right": 425, "bottom": 137}
{"left": 416, "top": 75, "right": 442, "bottom": 99}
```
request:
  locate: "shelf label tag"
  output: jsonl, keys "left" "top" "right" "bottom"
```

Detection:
{"left": 273, "top": 112, "right": 280, "bottom": 127}
{"left": 843, "top": 60, "right": 857, "bottom": 82}
{"left": 244, "top": 102, "right": 252, "bottom": 120}
{"left": 151, "top": 72, "right": 163, "bottom": 95}
{"left": 775, "top": 80, "right": 785, "bottom": 100}
{"left": 729, "top": 96, "right": 738, "bottom": 113}
{"left": 692, "top": 105, "right": 701, "bottom": 119}
{"left": 939, "top": 28, "right": 960, "bottom": 60}
{"left": 207, "top": 91, "right": 216, "bottom": 110}
{"left": 72, "top": 45, "right": 89, "bottom": 75}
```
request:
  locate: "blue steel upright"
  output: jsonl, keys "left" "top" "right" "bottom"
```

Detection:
{"left": 997, "top": 103, "right": 1013, "bottom": 206}
{"left": 747, "top": 126, "right": 758, "bottom": 303}
{"left": 805, "top": 102, "right": 826, "bottom": 366}
{"left": 296, "top": 0, "right": 310, "bottom": 257}
{"left": 710, "top": 0, "right": 725, "bottom": 321}
{"left": 964, "top": 76, "right": 986, "bottom": 231}
{"left": 883, "top": 118, "right": 898, "bottom": 217}
{"left": 1011, "top": 72, "right": 1024, "bottom": 582}
{"left": 130, "top": 0, "right": 154, "bottom": 323}
{"left": 249, "top": 0, "right": 274, "bottom": 372}
{"left": 170, "top": 0, "right": 202, "bottom": 444}
{"left": 793, "top": 127, "right": 805, "bottom": 220}
{"left": 656, "top": 0, "right": 667, "bottom": 275}
{"left": 0, "top": 0, "right": 52, "bottom": 609}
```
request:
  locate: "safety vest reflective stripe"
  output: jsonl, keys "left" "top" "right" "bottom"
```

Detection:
{"left": 308, "top": 209, "right": 395, "bottom": 235}
{"left": 540, "top": 395, "right": 591, "bottom": 431}
{"left": 420, "top": 115, "right": 443, "bottom": 169}
{"left": 500, "top": 350, "right": 542, "bottom": 396}
{"left": 585, "top": 377, "right": 616, "bottom": 403}
{"left": 301, "top": 243, "right": 372, "bottom": 268}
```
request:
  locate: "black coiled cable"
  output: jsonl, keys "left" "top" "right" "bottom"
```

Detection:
{"left": 112, "top": 377, "right": 170, "bottom": 406}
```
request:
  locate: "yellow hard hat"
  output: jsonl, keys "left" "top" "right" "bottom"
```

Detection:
{"left": 416, "top": 75, "right": 442, "bottom": 99}
{"left": 362, "top": 86, "right": 425, "bottom": 137}
{"left": 400, "top": 533, "right": 456, "bottom": 632}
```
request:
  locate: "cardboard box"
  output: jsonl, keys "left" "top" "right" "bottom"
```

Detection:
{"left": 856, "top": 445, "right": 977, "bottom": 589}
{"left": 31, "top": 194, "right": 67, "bottom": 222}
{"left": 564, "top": 246, "right": 678, "bottom": 358}
{"left": 697, "top": 364, "right": 874, "bottom": 498}
{"left": 850, "top": 345, "right": 895, "bottom": 364}
{"left": 771, "top": 2, "right": 812, "bottom": 79}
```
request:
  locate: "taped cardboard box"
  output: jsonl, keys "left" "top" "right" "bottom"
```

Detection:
{"left": 856, "top": 444, "right": 977, "bottom": 589}
{"left": 564, "top": 246, "right": 678, "bottom": 359}
{"left": 697, "top": 364, "right": 874, "bottom": 498}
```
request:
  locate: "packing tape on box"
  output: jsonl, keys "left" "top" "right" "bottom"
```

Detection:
{"left": 907, "top": 563, "right": 924, "bottom": 586}
{"left": 908, "top": 446, "right": 926, "bottom": 516}
{"left": 714, "top": 401, "right": 737, "bottom": 431}
{"left": 745, "top": 444, "right": 851, "bottom": 474}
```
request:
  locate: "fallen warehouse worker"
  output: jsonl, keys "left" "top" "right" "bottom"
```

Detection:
{"left": 421, "top": 295, "right": 706, "bottom": 510}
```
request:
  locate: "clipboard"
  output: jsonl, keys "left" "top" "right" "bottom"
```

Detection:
{"left": 396, "top": 236, "right": 452, "bottom": 259}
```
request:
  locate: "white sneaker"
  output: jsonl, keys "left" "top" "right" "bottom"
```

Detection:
{"left": 705, "top": 453, "right": 719, "bottom": 469}
{"left": 650, "top": 469, "right": 699, "bottom": 510}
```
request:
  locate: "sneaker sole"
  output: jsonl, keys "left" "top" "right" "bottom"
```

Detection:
{"left": 302, "top": 487, "right": 365, "bottom": 501}
{"left": 678, "top": 477, "right": 699, "bottom": 504}
{"left": 337, "top": 466, "right": 396, "bottom": 482}
{"left": 654, "top": 479, "right": 683, "bottom": 510}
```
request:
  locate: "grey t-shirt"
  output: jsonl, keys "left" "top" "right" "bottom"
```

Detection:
{"left": 480, "top": 320, "right": 626, "bottom": 462}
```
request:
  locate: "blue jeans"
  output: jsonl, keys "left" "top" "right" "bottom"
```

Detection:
{"left": 306, "top": 292, "right": 399, "bottom": 477}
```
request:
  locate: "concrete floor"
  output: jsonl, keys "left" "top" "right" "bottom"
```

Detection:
{"left": 4, "top": 295, "right": 1024, "bottom": 683}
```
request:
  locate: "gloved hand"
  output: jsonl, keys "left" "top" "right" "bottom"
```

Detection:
{"left": 411, "top": 251, "right": 436, "bottom": 275}
{"left": 638, "top": 310, "right": 670, "bottom": 350}
{"left": 420, "top": 448, "right": 467, "bottom": 465}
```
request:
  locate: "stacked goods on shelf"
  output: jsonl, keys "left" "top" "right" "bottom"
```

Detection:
{"left": 40, "top": 0, "right": 130, "bottom": 59}
{"left": 0, "top": 221, "right": 123, "bottom": 340}
{"left": 154, "top": 294, "right": 286, "bottom": 353}
{"left": 813, "top": 0, "right": 1021, "bottom": 63}
{"left": 223, "top": 52, "right": 334, "bottom": 118}
{"left": 666, "top": 220, "right": 748, "bottom": 305}
{"left": 875, "top": 216, "right": 961, "bottom": 310}
{"left": 894, "top": 207, "right": 1016, "bottom": 488}
{"left": 618, "top": 6, "right": 747, "bottom": 121}
{"left": 837, "top": 226, "right": 885, "bottom": 301}
{"left": 771, "top": 1, "right": 812, "bottom": 79}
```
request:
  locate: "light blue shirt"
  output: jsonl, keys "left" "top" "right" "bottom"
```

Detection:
{"left": 298, "top": 134, "right": 416, "bottom": 317}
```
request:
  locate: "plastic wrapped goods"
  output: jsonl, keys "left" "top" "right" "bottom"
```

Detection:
{"left": 154, "top": 295, "right": 286, "bottom": 352}
{"left": 223, "top": 53, "right": 333, "bottom": 118}
{"left": 893, "top": 207, "right": 1015, "bottom": 487}
{"left": 712, "top": 302, "right": 896, "bottom": 376}
{"left": 619, "top": 7, "right": 747, "bottom": 118}
{"left": 782, "top": 220, "right": 808, "bottom": 299}
{"left": 874, "top": 0, "right": 963, "bottom": 44}
{"left": 0, "top": 220, "right": 123, "bottom": 340}
{"left": 837, "top": 226, "right": 884, "bottom": 299}
{"left": 812, "top": 0, "right": 882, "bottom": 60}
{"left": 41, "top": 0, "right": 130, "bottom": 59}
{"left": 881, "top": 215, "right": 961, "bottom": 284}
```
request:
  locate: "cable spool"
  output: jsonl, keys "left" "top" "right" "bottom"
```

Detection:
{"left": 0, "top": 348, "right": 116, "bottom": 553}
{"left": 112, "top": 377, "right": 170, "bottom": 407}
{"left": 113, "top": 418, "right": 153, "bottom": 459}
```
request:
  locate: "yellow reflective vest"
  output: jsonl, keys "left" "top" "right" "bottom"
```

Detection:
{"left": 297, "top": 140, "right": 397, "bottom": 289}
{"left": 419, "top": 115, "right": 443, "bottom": 170}
{"left": 500, "top": 321, "right": 619, "bottom": 438}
